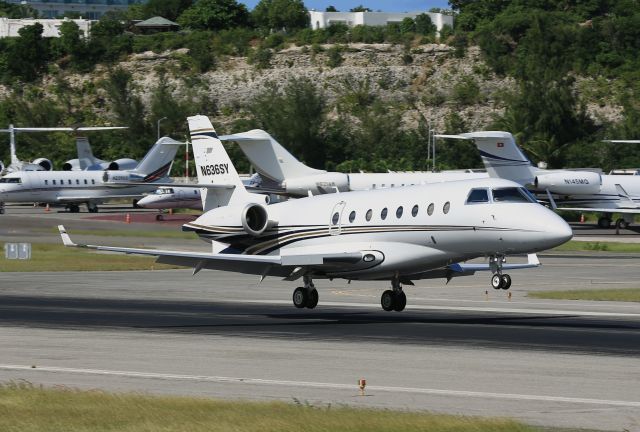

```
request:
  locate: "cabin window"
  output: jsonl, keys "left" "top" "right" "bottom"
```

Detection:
{"left": 332, "top": 212, "right": 339, "bottom": 225}
{"left": 44, "top": 180, "right": 48, "bottom": 185}
{"left": 381, "top": 208, "right": 388, "bottom": 220}
{"left": 466, "top": 188, "right": 489, "bottom": 204}
{"left": 68, "top": 180, "right": 72, "bottom": 185}
{"left": 76, "top": 179, "right": 80, "bottom": 185}
{"left": 396, "top": 206, "right": 403, "bottom": 218}
{"left": 91, "top": 179, "right": 95, "bottom": 185}
{"left": 443, "top": 201, "right": 451, "bottom": 214}
{"left": 52, "top": 180, "right": 56, "bottom": 185}
{"left": 427, "top": 203, "right": 434, "bottom": 216}
{"left": 349, "top": 211, "right": 356, "bottom": 223}
{"left": 365, "top": 209, "right": 372, "bottom": 221}
{"left": 84, "top": 179, "right": 88, "bottom": 185}
{"left": 411, "top": 205, "right": 419, "bottom": 217}
{"left": 194, "top": 190, "right": 198, "bottom": 195}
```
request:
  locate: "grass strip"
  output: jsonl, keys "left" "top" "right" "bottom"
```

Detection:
{"left": 0, "top": 383, "right": 538, "bottom": 432}
{"left": 529, "top": 288, "right": 640, "bottom": 302}
{"left": 552, "top": 240, "right": 640, "bottom": 253}
{"left": 0, "top": 243, "right": 178, "bottom": 272}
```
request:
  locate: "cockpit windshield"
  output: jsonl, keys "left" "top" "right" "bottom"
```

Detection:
{"left": 0, "top": 177, "right": 21, "bottom": 184}
{"left": 492, "top": 187, "right": 536, "bottom": 203}
{"left": 466, "top": 188, "right": 489, "bottom": 204}
{"left": 156, "top": 188, "right": 174, "bottom": 194}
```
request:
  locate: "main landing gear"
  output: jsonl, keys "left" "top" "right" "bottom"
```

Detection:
{"left": 381, "top": 277, "right": 406, "bottom": 312}
{"left": 490, "top": 255, "right": 512, "bottom": 290}
{"left": 292, "top": 275, "right": 318, "bottom": 309}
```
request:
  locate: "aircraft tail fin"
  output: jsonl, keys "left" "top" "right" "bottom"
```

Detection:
{"left": 76, "top": 136, "right": 100, "bottom": 170}
{"left": 218, "top": 130, "right": 324, "bottom": 182}
{"left": 132, "top": 137, "right": 182, "bottom": 181}
{"left": 439, "top": 131, "right": 537, "bottom": 186}
{"left": 188, "top": 115, "right": 251, "bottom": 211}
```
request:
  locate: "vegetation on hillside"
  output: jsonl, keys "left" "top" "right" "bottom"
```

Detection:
{"left": 0, "top": 0, "right": 639, "bottom": 174}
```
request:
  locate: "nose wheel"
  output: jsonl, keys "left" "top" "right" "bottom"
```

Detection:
{"left": 491, "top": 274, "right": 512, "bottom": 290}
{"left": 381, "top": 277, "right": 407, "bottom": 312}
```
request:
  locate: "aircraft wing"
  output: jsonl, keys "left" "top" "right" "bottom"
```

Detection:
{"left": 58, "top": 226, "right": 366, "bottom": 277}
{"left": 555, "top": 207, "right": 640, "bottom": 214}
{"left": 448, "top": 254, "right": 540, "bottom": 274}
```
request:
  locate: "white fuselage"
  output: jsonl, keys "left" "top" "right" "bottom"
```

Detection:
{"left": 545, "top": 172, "right": 640, "bottom": 210}
{"left": 0, "top": 170, "right": 159, "bottom": 204}
{"left": 184, "top": 178, "right": 571, "bottom": 280}
{"left": 137, "top": 186, "right": 202, "bottom": 210}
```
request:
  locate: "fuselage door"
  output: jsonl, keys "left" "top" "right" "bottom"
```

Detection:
{"left": 329, "top": 200, "right": 346, "bottom": 235}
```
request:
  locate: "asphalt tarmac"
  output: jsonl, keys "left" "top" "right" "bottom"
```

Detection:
{"left": 1, "top": 205, "right": 640, "bottom": 431}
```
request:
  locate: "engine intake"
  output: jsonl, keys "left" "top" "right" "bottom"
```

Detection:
{"left": 534, "top": 171, "right": 602, "bottom": 195}
{"left": 33, "top": 158, "right": 53, "bottom": 171}
{"left": 241, "top": 204, "right": 269, "bottom": 236}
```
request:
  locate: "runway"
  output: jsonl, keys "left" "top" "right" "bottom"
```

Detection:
{"left": 1, "top": 265, "right": 639, "bottom": 431}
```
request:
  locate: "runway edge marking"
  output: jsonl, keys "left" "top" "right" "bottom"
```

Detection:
{"left": 1, "top": 364, "right": 639, "bottom": 408}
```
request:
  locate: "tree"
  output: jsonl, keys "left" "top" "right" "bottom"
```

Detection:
{"left": 400, "top": 17, "right": 416, "bottom": 34}
{"left": 0, "top": 0, "right": 37, "bottom": 18}
{"left": 102, "top": 68, "right": 147, "bottom": 142}
{"left": 5, "top": 24, "right": 49, "bottom": 82}
{"left": 415, "top": 13, "right": 436, "bottom": 36}
{"left": 252, "top": 0, "right": 309, "bottom": 33}
{"left": 325, "top": 6, "right": 338, "bottom": 12}
{"left": 178, "top": 0, "right": 249, "bottom": 30}
{"left": 350, "top": 5, "right": 371, "bottom": 12}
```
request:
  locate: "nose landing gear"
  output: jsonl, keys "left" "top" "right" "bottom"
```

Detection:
{"left": 292, "top": 275, "right": 318, "bottom": 309}
{"left": 490, "top": 254, "right": 512, "bottom": 290}
{"left": 381, "top": 277, "right": 406, "bottom": 312}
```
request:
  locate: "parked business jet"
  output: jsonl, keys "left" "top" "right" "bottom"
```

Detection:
{"left": 58, "top": 116, "right": 572, "bottom": 311}
{"left": 0, "top": 137, "right": 181, "bottom": 213}
{"left": 219, "top": 129, "right": 487, "bottom": 196}
{"left": 438, "top": 132, "right": 640, "bottom": 228}
{"left": 62, "top": 135, "right": 137, "bottom": 171}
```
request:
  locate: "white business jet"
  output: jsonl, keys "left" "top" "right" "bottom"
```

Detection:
{"left": 219, "top": 129, "right": 487, "bottom": 196}
{"left": 0, "top": 137, "right": 181, "bottom": 213}
{"left": 58, "top": 115, "right": 572, "bottom": 312}
{"left": 438, "top": 132, "right": 640, "bottom": 229}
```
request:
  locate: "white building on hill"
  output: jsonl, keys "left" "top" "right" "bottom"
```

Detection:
{"left": 0, "top": 17, "right": 91, "bottom": 38}
{"left": 6, "top": 0, "right": 146, "bottom": 20}
{"left": 308, "top": 10, "right": 454, "bottom": 32}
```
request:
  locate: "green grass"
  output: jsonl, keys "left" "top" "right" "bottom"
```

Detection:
{"left": 552, "top": 240, "right": 640, "bottom": 253}
{"left": 529, "top": 288, "right": 640, "bottom": 302}
{"left": 46, "top": 227, "right": 195, "bottom": 240}
{"left": 0, "top": 243, "right": 179, "bottom": 272}
{"left": 0, "top": 383, "right": 540, "bottom": 432}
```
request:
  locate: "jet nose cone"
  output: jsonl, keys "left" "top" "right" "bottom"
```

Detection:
{"left": 546, "top": 216, "right": 573, "bottom": 248}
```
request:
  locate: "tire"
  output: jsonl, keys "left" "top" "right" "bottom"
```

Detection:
{"left": 491, "top": 274, "right": 502, "bottom": 290}
{"left": 381, "top": 290, "right": 395, "bottom": 311}
{"left": 616, "top": 218, "right": 628, "bottom": 230}
{"left": 306, "top": 288, "right": 319, "bottom": 309}
{"left": 598, "top": 217, "right": 611, "bottom": 229}
{"left": 69, "top": 205, "right": 80, "bottom": 213}
{"left": 500, "top": 274, "right": 512, "bottom": 290}
{"left": 393, "top": 291, "right": 406, "bottom": 312}
{"left": 156, "top": 214, "right": 164, "bottom": 221}
{"left": 292, "top": 287, "right": 307, "bottom": 309}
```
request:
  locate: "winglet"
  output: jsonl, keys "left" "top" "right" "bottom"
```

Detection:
{"left": 58, "top": 225, "right": 77, "bottom": 247}
{"left": 527, "top": 253, "right": 540, "bottom": 266}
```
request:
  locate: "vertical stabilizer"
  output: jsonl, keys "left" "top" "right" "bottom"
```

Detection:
{"left": 8, "top": 124, "right": 18, "bottom": 166}
{"left": 461, "top": 131, "right": 537, "bottom": 186}
{"left": 132, "top": 137, "right": 181, "bottom": 180}
{"left": 218, "top": 130, "right": 324, "bottom": 182}
{"left": 188, "top": 115, "right": 251, "bottom": 211}
{"left": 76, "top": 136, "right": 99, "bottom": 170}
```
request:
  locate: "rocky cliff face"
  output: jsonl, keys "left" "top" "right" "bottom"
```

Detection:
{"left": 2, "top": 42, "right": 622, "bottom": 132}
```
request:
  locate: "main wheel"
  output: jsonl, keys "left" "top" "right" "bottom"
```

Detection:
{"left": 306, "top": 288, "right": 319, "bottom": 309}
{"left": 381, "top": 290, "right": 395, "bottom": 311}
{"left": 69, "top": 205, "right": 80, "bottom": 213}
{"left": 393, "top": 291, "right": 406, "bottom": 312}
{"left": 598, "top": 217, "right": 611, "bottom": 228}
{"left": 292, "top": 287, "right": 307, "bottom": 309}
{"left": 491, "top": 274, "right": 502, "bottom": 290}
{"left": 616, "top": 218, "right": 628, "bottom": 229}
{"left": 500, "top": 274, "right": 512, "bottom": 290}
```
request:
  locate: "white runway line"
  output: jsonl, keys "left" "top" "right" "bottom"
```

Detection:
{"left": 216, "top": 299, "right": 640, "bottom": 318}
{"left": 1, "top": 364, "right": 639, "bottom": 408}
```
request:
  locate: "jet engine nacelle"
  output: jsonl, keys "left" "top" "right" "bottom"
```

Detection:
{"left": 282, "top": 173, "right": 349, "bottom": 196}
{"left": 241, "top": 203, "right": 271, "bottom": 236}
{"left": 107, "top": 158, "right": 138, "bottom": 171}
{"left": 32, "top": 158, "right": 53, "bottom": 171}
{"left": 534, "top": 171, "right": 602, "bottom": 195}
{"left": 62, "top": 159, "right": 80, "bottom": 171}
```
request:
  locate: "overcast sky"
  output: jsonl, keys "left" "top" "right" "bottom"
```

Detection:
{"left": 240, "top": 1, "right": 451, "bottom": 12}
